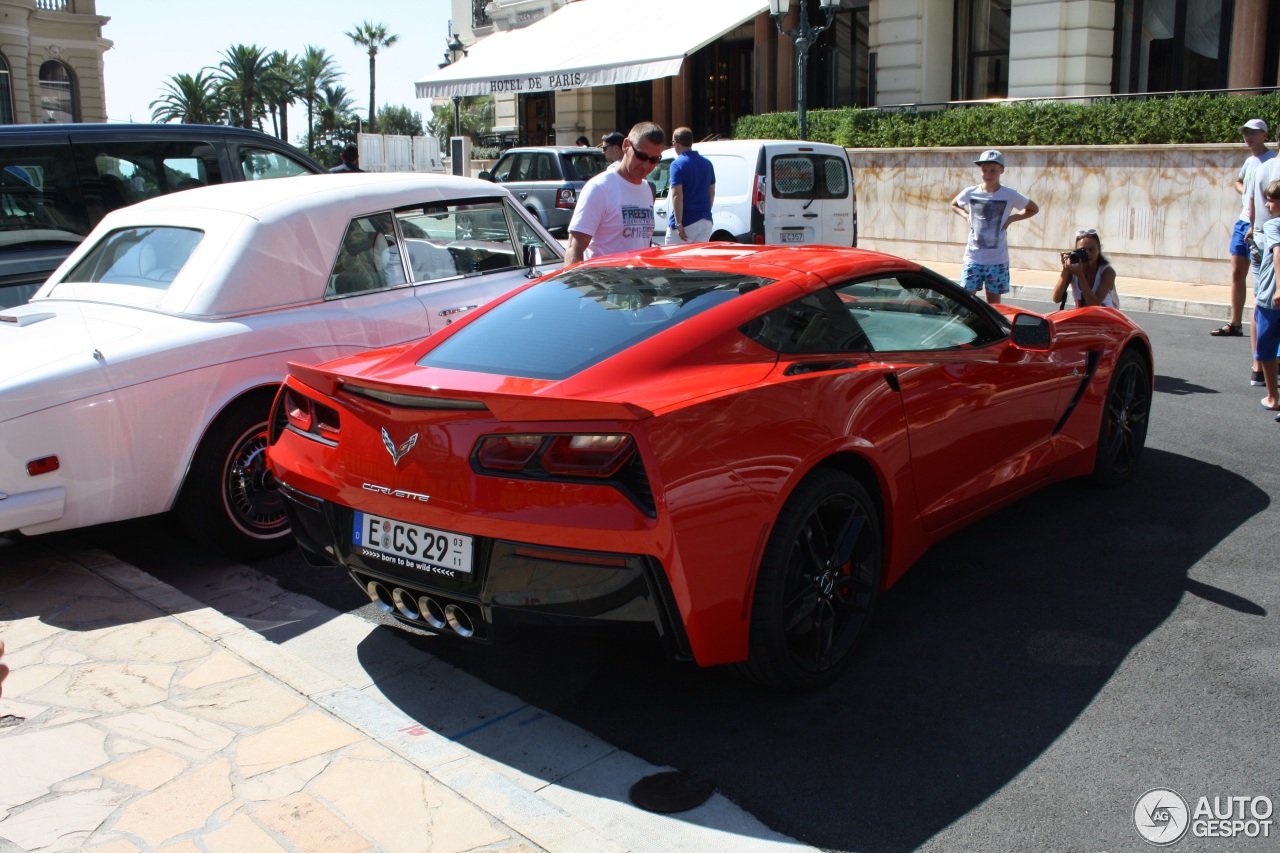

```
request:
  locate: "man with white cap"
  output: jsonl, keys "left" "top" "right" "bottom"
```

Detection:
{"left": 1213, "top": 118, "right": 1274, "bottom": 351}
{"left": 950, "top": 149, "right": 1039, "bottom": 304}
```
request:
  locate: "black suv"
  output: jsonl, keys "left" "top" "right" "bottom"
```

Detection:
{"left": 0, "top": 124, "right": 325, "bottom": 308}
{"left": 479, "top": 146, "right": 607, "bottom": 237}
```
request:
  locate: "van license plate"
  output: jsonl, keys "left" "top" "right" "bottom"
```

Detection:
{"left": 352, "top": 511, "right": 473, "bottom": 578}
{"left": 780, "top": 231, "right": 804, "bottom": 243}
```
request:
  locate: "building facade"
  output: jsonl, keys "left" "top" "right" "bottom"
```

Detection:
{"left": 0, "top": 0, "right": 111, "bottom": 124}
{"left": 443, "top": 0, "right": 1279, "bottom": 145}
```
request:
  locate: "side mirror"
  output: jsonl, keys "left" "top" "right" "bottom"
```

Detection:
{"left": 523, "top": 244, "right": 542, "bottom": 278}
{"left": 478, "top": 170, "right": 495, "bottom": 182}
{"left": 1009, "top": 313, "right": 1052, "bottom": 351}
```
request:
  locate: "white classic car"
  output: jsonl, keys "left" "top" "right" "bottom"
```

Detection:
{"left": 0, "top": 172, "right": 563, "bottom": 559}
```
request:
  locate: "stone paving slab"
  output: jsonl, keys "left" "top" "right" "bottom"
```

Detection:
{"left": 0, "top": 537, "right": 819, "bottom": 853}
{"left": 0, "top": 540, "right": 572, "bottom": 853}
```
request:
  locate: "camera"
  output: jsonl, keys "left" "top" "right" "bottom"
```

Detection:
{"left": 1066, "top": 248, "right": 1090, "bottom": 263}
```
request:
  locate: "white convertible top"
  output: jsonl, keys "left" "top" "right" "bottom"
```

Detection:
{"left": 35, "top": 173, "right": 513, "bottom": 316}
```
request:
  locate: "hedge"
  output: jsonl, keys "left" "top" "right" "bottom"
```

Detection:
{"left": 733, "top": 93, "right": 1280, "bottom": 147}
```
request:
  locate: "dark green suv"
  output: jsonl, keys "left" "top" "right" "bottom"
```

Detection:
{"left": 0, "top": 124, "right": 324, "bottom": 308}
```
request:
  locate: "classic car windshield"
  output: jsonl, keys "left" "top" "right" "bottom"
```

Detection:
{"left": 61, "top": 226, "right": 203, "bottom": 290}
{"left": 420, "top": 267, "right": 773, "bottom": 380}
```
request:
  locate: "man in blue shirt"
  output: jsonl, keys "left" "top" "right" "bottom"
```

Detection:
{"left": 666, "top": 127, "right": 715, "bottom": 244}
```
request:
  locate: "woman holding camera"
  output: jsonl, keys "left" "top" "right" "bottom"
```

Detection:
{"left": 1053, "top": 228, "right": 1118, "bottom": 309}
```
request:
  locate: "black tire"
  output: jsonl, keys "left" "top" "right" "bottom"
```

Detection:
{"left": 740, "top": 469, "right": 882, "bottom": 691}
{"left": 1091, "top": 348, "right": 1151, "bottom": 487}
{"left": 176, "top": 395, "right": 291, "bottom": 560}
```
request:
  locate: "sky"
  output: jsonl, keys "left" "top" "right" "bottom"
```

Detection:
{"left": 98, "top": 0, "right": 454, "bottom": 140}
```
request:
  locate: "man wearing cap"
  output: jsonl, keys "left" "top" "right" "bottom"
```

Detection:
{"left": 600, "top": 132, "right": 625, "bottom": 168}
{"left": 950, "top": 149, "right": 1039, "bottom": 304}
{"left": 1215, "top": 120, "right": 1276, "bottom": 358}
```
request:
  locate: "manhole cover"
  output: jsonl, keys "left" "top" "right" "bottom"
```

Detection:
{"left": 628, "top": 771, "right": 715, "bottom": 813}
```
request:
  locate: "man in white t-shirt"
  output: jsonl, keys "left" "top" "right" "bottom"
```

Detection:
{"left": 950, "top": 149, "right": 1039, "bottom": 304}
{"left": 565, "top": 122, "right": 664, "bottom": 265}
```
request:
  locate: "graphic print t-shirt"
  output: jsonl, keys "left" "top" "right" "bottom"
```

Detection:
{"left": 568, "top": 168, "right": 655, "bottom": 260}
{"left": 953, "top": 184, "right": 1031, "bottom": 266}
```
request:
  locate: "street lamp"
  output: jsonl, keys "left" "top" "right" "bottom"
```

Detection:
{"left": 769, "top": 0, "right": 839, "bottom": 141}
{"left": 445, "top": 33, "right": 468, "bottom": 138}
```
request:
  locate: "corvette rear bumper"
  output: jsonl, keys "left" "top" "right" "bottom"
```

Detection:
{"left": 278, "top": 483, "right": 692, "bottom": 659}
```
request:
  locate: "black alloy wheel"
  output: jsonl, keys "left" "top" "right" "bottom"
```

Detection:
{"left": 742, "top": 469, "right": 882, "bottom": 691}
{"left": 177, "top": 396, "right": 291, "bottom": 560}
{"left": 1092, "top": 349, "right": 1151, "bottom": 486}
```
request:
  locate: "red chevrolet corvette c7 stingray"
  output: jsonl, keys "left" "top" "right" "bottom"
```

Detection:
{"left": 266, "top": 243, "right": 1152, "bottom": 690}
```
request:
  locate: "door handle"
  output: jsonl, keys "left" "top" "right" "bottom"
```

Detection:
{"left": 803, "top": 212, "right": 819, "bottom": 218}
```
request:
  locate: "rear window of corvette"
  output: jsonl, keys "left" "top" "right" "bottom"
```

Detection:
{"left": 420, "top": 267, "right": 773, "bottom": 380}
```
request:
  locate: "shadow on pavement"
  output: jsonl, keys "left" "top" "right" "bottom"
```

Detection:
{"left": 362, "top": 448, "right": 1266, "bottom": 852}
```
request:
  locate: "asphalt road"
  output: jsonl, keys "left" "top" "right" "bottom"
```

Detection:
{"left": 72, "top": 303, "right": 1280, "bottom": 853}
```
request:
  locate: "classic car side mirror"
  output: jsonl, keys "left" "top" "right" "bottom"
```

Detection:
{"left": 1009, "top": 313, "right": 1052, "bottom": 351}
{"left": 523, "top": 244, "right": 542, "bottom": 278}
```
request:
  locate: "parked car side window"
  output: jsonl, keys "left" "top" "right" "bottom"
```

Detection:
{"left": 76, "top": 141, "right": 224, "bottom": 222}
{"left": 833, "top": 274, "right": 1002, "bottom": 351}
{"left": 489, "top": 154, "right": 517, "bottom": 182}
{"left": 0, "top": 143, "right": 89, "bottom": 247}
{"left": 563, "top": 151, "right": 607, "bottom": 181}
{"left": 531, "top": 153, "right": 553, "bottom": 181}
{"left": 326, "top": 213, "right": 404, "bottom": 297}
{"left": 742, "top": 273, "right": 1002, "bottom": 354}
{"left": 240, "top": 147, "right": 313, "bottom": 180}
{"left": 771, "top": 154, "right": 850, "bottom": 200}
{"left": 393, "top": 199, "right": 554, "bottom": 283}
{"left": 59, "top": 226, "right": 203, "bottom": 290}
{"left": 648, "top": 159, "right": 671, "bottom": 199}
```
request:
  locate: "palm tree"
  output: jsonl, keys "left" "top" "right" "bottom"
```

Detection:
{"left": 297, "top": 45, "right": 341, "bottom": 154}
{"left": 216, "top": 44, "right": 270, "bottom": 130}
{"left": 261, "top": 50, "right": 299, "bottom": 141}
{"left": 345, "top": 20, "right": 399, "bottom": 134}
{"left": 316, "top": 84, "right": 357, "bottom": 135}
{"left": 149, "top": 71, "right": 223, "bottom": 124}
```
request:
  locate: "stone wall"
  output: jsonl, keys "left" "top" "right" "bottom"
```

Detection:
{"left": 848, "top": 144, "right": 1245, "bottom": 285}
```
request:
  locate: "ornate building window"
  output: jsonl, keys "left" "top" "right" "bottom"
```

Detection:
{"left": 0, "top": 54, "right": 13, "bottom": 124}
{"left": 473, "top": 0, "right": 493, "bottom": 28}
{"left": 39, "top": 60, "right": 78, "bottom": 123}
{"left": 953, "top": 0, "right": 1011, "bottom": 100}
{"left": 1112, "top": 0, "right": 1232, "bottom": 93}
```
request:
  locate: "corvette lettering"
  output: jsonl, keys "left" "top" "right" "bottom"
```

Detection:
{"left": 362, "top": 482, "right": 431, "bottom": 502}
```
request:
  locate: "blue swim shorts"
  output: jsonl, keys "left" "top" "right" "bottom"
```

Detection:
{"left": 1229, "top": 219, "right": 1252, "bottom": 257}
{"left": 1255, "top": 305, "right": 1280, "bottom": 361}
{"left": 960, "top": 262, "right": 1011, "bottom": 295}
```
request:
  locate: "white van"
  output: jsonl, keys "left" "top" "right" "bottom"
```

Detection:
{"left": 648, "top": 139, "right": 856, "bottom": 247}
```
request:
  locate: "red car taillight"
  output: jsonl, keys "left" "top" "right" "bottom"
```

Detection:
{"left": 753, "top": 175, "right": 766, "bottom": 214}
{"left": 474, "top": 433, "right": 635, "bottom": 478}
{"left": 284, "top": 387, "right": 340, "bottom": 442}
{"left": 556, "top": 188, "right": 577, "bottom": 209}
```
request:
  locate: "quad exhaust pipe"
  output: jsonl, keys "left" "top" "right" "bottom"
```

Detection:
{"left": 364, "top": 581, "right": 475, "bottom": 638}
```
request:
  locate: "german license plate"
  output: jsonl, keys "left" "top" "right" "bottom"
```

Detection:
{"left": 780, "top": 231, "right": 805, "bottom": 243}
{"left": 352, "top": 511, "right": 473, "bottom": 578}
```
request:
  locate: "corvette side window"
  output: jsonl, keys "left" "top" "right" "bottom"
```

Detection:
{"left": 740, "top": 288, "right": 870, "bottom": 354}
{"left": 832, "top": 274, "right": 1002, "bottom": 352}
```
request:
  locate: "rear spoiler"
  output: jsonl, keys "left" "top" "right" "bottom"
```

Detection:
{"left": 286, "top": 361, "right": 653, "bottom": 423}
